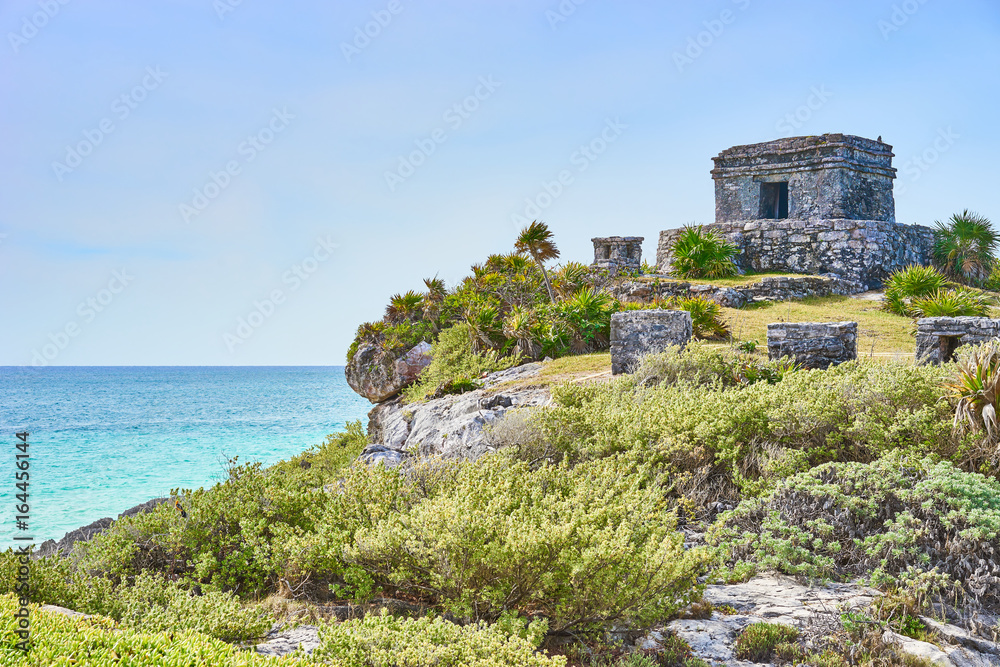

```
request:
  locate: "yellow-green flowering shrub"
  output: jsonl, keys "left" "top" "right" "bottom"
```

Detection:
{"left": 710, "top": 453, "right": 1000, "bottom": 609}
{"left": 302, "top": 452, "right": 707, "bottom": 632}
{"left": 0, "top": 594, "right": 290, "bottom": 666}
{"left": 534, "top": 357, "right": 959, "bottom": 499}
{"left": 310, "top": 610, "right": 566, "bottom": 667}
{"left": 0, "top": 560, "right": 269, "bottom": 642}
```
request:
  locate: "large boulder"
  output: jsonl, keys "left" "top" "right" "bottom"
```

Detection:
{"left": 346, "top": 341, "right": 432, "bottom": 403}
{"left": 366, "top": 362, "right": 548, "bottom": 461}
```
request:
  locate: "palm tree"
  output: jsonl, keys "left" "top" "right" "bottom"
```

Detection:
{"left": 421, "top": 277, "right": 447, "bottom": 329}
{"left": 515, "top": 221, "right": 560, "bottom": 303}
{"left": 932, "top": 210, "right": 998, "bottom": 286}
{"left": 384, "top": 291, "right": 424, "bottom": 324}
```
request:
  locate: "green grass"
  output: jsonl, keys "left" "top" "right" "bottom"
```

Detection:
{"left": 540, "top": 351, "right": 611, "bottom": 378}
{"left": 637, "top": 272, "right": 796, "bottom": 288}
{"left": 724, "top": 295, "right": 918, "bottom": 356}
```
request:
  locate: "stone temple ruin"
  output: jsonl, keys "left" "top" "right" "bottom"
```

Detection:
{"left": 592, "top": 236, "right": 643, "bottom": 274}
{"left": 657, "top": 134, "right": 935, "bottom": 290}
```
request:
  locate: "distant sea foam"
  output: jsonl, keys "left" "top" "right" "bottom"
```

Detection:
{"left": 0, "top": 367, "right": 370, "bottom": 549}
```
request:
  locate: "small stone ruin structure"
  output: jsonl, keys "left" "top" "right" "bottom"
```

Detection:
{"left": 915, "top": 317, "right": 1000, "bottom": 364}
{"left": 657, "top": 134, "right": 934, "bottom": 290}
{"left": 592, "top": 236, "right": 643, "bottom": 274}
{"left": 610, "top": 310, "right": 692, "bottom": 375}
{"left": 767, "top": 321, "right": 857, "bottom": 369}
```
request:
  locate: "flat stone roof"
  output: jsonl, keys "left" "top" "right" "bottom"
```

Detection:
{"left": 711, "top": 133, "right": 896, "bottom": 180}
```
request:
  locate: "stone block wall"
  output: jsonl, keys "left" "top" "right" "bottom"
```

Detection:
{"left": 606, "top": 274, "right": 863, "bottom": 309}
{"left": 915, "top": 316, "right": 1000, "bottom": 364}
{"left": 767, "top": 321, "right": 857, "bottom": 369}
{"left": 610, "top": 310, "right": 692, "bottom": 375}
{"left": 657, "top": 219, "right": 933, "bottom": 290}
{"left": 592, "top": 236, "right": 643, "bottom": 274}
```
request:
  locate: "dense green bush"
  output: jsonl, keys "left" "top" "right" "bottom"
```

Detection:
{"left": 0, "top": 594, "right": 290, "bottom": 666}
{"left": 733, "top": 622, "right": 798, "bottom": 662}
{"left": 709, "top": 454, "right": 1000, "bottom": 610}
{"left": 290, "top": 451, "right": 707, "bottom": 632}
{"left": 668, "top": 226, "right": 738, "bottom": 280}
{"left": 909, "top": 286, "right": 991, "bottom": 317}
{"left": 660, "top": 296, "right": 729, "bottom": 339}
{"left": 882, "top": 265, "right": 949, "bottom": 316}
{"left": 311, "top": 610, "right": 565, "bottom": 667}
{"left": 403, "top": 324, "right": 521, "bottom": 401}
{"left": 0, "top": 557, "right": 268, "bottom": 642}
{"left": 348, "top": 223, "right": 621, "bottom": 374}
{"left": 534, "top": 355, "right": 958, "bottom": 501}
{"left": 631, "top": 345, "right": 796, "bottom": 389}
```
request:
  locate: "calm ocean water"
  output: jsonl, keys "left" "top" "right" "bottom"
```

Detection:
{"left": 0, "top": 367, "right": 370, "bottom": 549}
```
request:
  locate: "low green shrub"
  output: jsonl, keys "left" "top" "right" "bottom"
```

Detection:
{"left": 668, "top": 226, "right": 738, "bottom": 280}
{"left": 984, "top": 260, "right": 1000, "bottom": 292}
{"left": 733, "top": 622, "right": 799, "bottom": 662}
{"left": 631, "top": 345, "right": 737, "bottom": 388}
{"left": 661, "top": 296, "right": 729, "bottom": 339}
{"left": 315, "top": 452, "right": 707, "bottom": 632}
{"left": 709, "top": 454, "right": 1000, "bottom": 610}
{"left": 402, "top": 323, "right": 521, "bottom": 401}
{"left": 311, "top": 610, "right": 565, "bottom": 667}
{"left": 631, "top": 345, "right": 796, "bottom": 389}
{"left": 0, "top": 594, "right": 290, "bottom": 666}
{"left": 535, "top": 356, "right": 957, "bottom": 500}
{"left": 909, "top": 286, "right": 991, "bottom": 317}
{"left": 882, "top": 265, "right": 949, "bottom": 316}
{"left": 0, "top": 557, "right": 269, "bottom": 642}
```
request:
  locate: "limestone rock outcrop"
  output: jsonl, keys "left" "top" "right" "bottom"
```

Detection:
{"left": 365, "top": 362, "right": 549, "bottom": 461}
{"left": 345, "top": 341, "right": 432, "bottom": 403}
{"left": 642, "top": 574, "right": 1000, "bottom": 667}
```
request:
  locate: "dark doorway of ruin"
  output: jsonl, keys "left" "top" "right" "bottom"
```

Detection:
{"left": 939, "top": 334, "right": 964, "bottom": 363}
{"left": 760, "top": 182, "right": 789, "bottom": 219}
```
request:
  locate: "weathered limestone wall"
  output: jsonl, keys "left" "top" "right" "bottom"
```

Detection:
{"left": 657, "top": 219, "right": 933, "bottom": 291}
{"left": 712, "top": 134, "right": 897, "bottom": 223}
{"left": 767, "top": 321, "right": 857, "bottom": 369}
{"left": 915, "top": 316, "right": 1000, "bottom": 364}
{"left": 610, "top": 310, "right": 692, "bottom": 375}
{"left": 606, "top": 274, "right": 863, "bottom": 309}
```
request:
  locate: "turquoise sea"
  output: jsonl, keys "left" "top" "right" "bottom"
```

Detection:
{"left": 0, "top": 367, "right": 370, "bottom": 549}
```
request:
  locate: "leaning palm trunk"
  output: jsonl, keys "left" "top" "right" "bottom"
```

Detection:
{"left": 536, "top": 259, "right": 555, "bottom": 303}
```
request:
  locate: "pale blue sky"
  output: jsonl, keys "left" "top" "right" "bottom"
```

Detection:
{"left": 2, "top": 0, "right": 999, "bottom": 365}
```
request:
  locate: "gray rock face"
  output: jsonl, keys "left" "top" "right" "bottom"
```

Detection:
{"left": 366, "top": 363, "right": 549, "bottom": 460}
{"left": 357, "top": 444, "right": 408, "bottom": 468}
{"left": 255, "top": 625, "right": 320, "bottom": 657}
{"left": 767, "top": 321, "right": 857, "bottom": 369}
{"left": 40, "top": 604, "right": 93, "bottom": 620}
{"left": 346, "top": 341, "right": 432, "bottom": 403}
{"left": 641, "top": 575, "right": 1000, "bottom": 667}
{"left": 915, "top": 316, "right": 1000, "bottom": 364}
{"left": 610, "top": 310, "right": 692, "bottom": 375}
{"left": 658, "top": 219, "right": 934, "bottom": 291}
